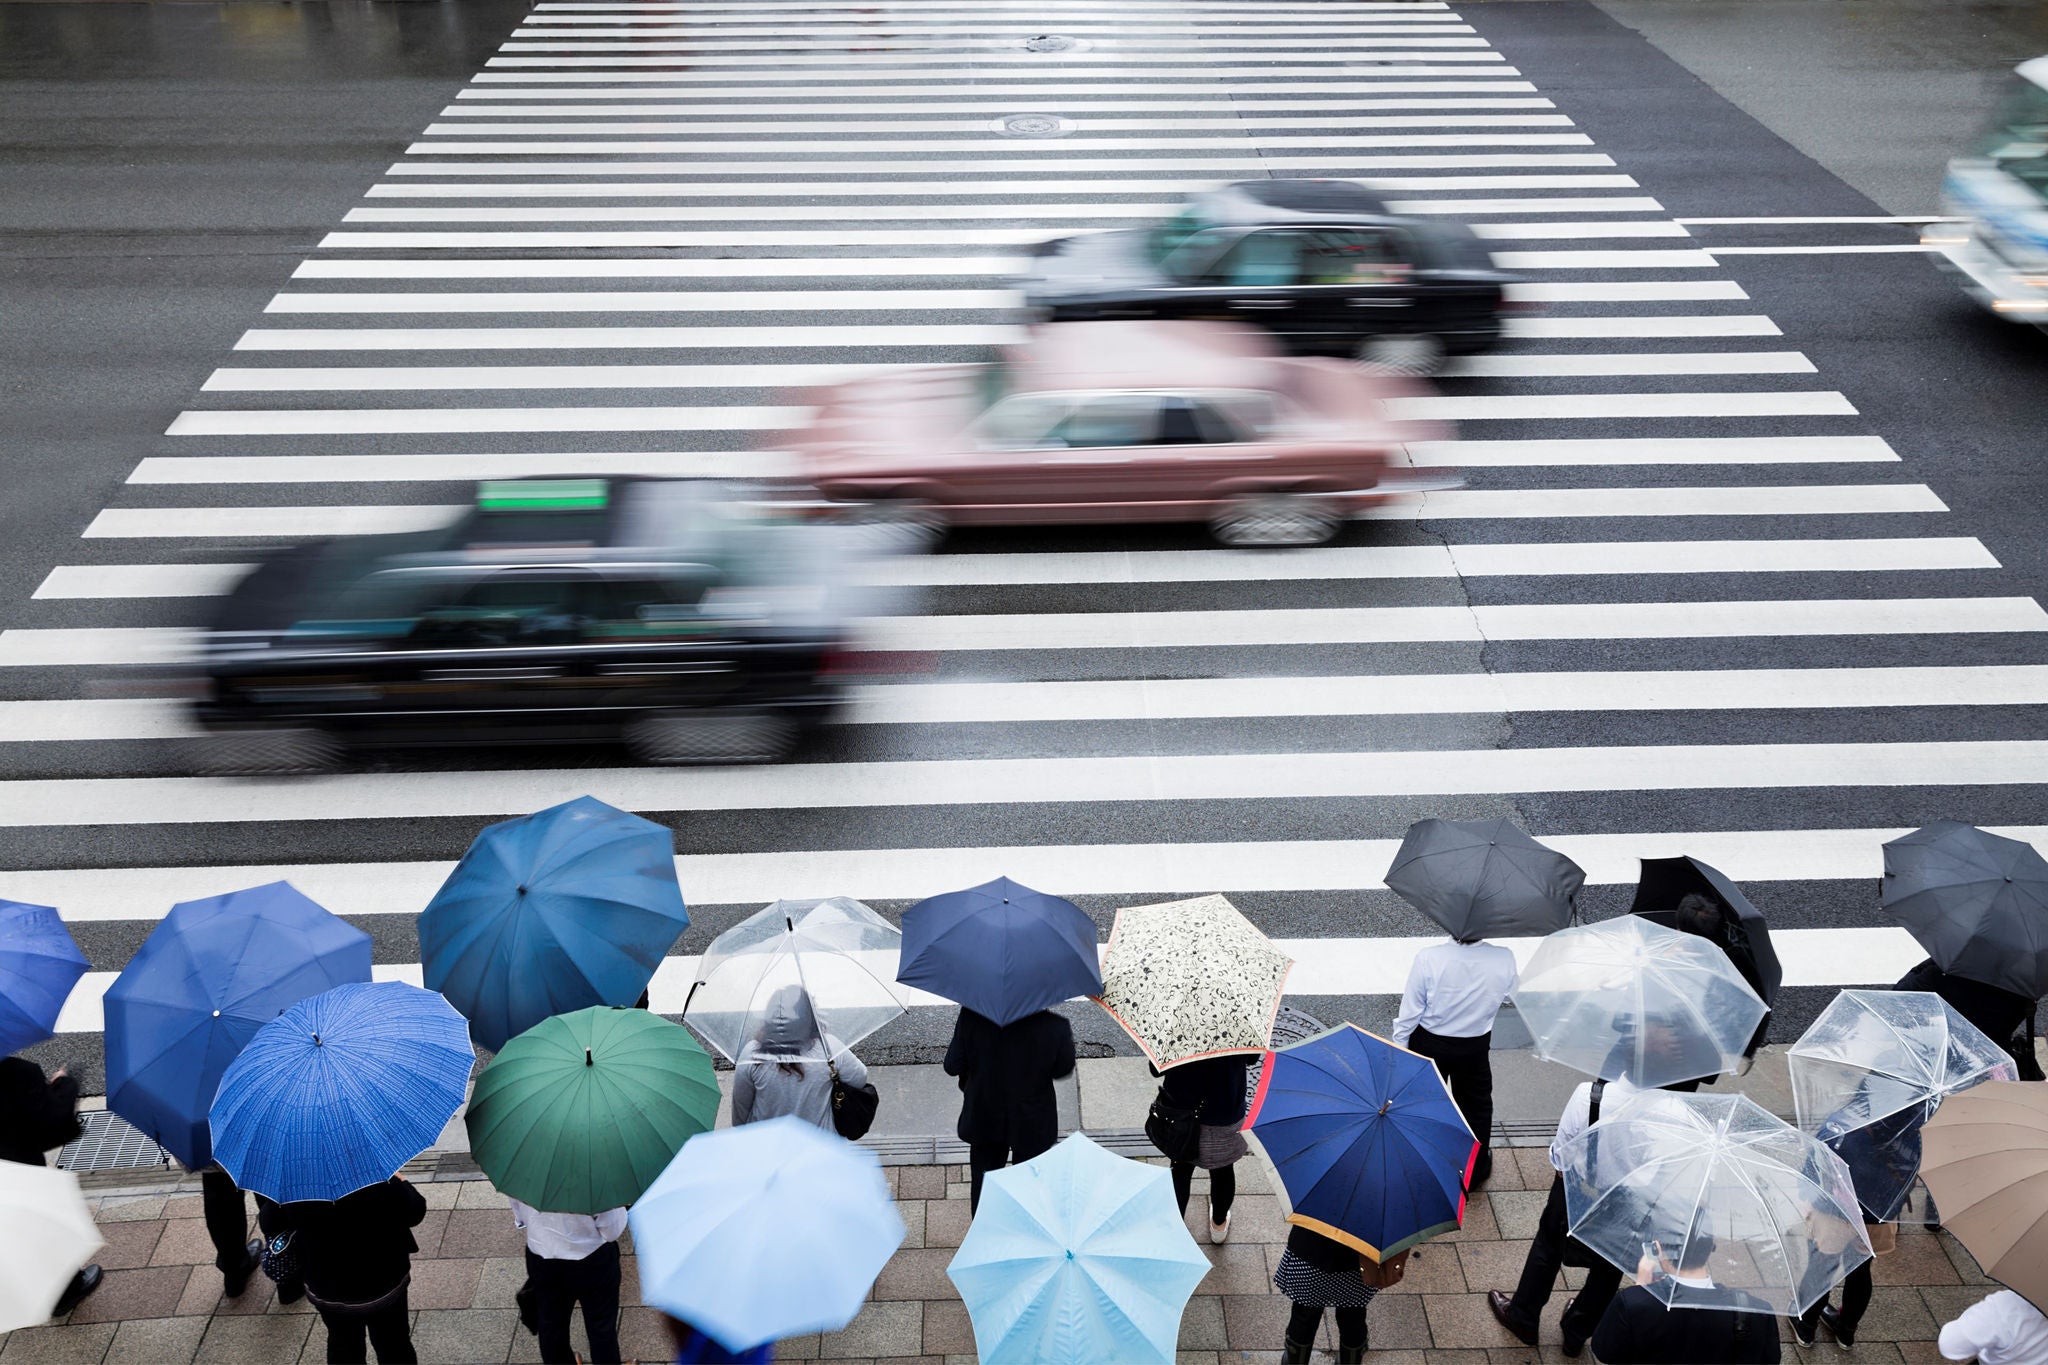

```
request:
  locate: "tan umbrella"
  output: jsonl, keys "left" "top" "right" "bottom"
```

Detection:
{"left": 1093, "top": 894, "right": 1293, "bottom": 1069}
{"left": 1919, "top": 1080, "right": 2048, "bottom": 1312}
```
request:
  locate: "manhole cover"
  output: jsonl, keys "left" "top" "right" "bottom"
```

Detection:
{"left": 1021, "top": 33, "right": 1084, "bottom": 52}
{"left": 995, "top": 113, "right": 1074, "bottom": 138}
{"left": 58, "top": 1111, "right": 169, "bottom": 1173}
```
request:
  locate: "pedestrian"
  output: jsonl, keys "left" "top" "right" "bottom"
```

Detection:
{"left": 1937, "top": 1289, "right": 2048, "bottom": 1364}
{"left": 198, "top": 1164, "right": 264, "bottom": 1299}
{"left": 942, "top": 1006, "right": 1076, "bottom": 1211}
{"left": 509, "top": 1198, "right": 625, "bottom": 1365}
{"left": 1791, "top": 1078, "right": 1924, "bottom": 1348}
{"left": 259, "top": 1174, "right": 425, "bottom": 1364}
{"left": 1894, "top": 959, "right": 2043, "bottom": 1081}
{"left": 660, "top": 1313, "right": 773, "bottom": 1363}
{"left": 1588, "top": 1231, "right": 1780, "bottom": 1363}
{"left": 1275, "top": 1221, "right": 1378, "bottom": 1364}
{"left": 0, "top": 1056, "right": 101, "bottom": 1316}
{"left": 1390, "top": 933, "right": 1516, "bottom": 1186}
{"left": 730, "top": 985, "right": 868, "bottom": 1132}
{"left": 1149, "top": 1053, "right": 1250, "bottom": 1243}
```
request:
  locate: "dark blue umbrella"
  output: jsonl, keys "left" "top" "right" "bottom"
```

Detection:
{"left": 103, "top": 882, "right": 372, "bottom": 1170}
{"left": 897, "top": 877, "right": 1101, "bottom": 1027}
{"left": 0, "top": 901, "right": 88, "bottom": 1056}
{"left": 420, "top": 796, "right": 689, "bottom": 1052}
{"left": 210, "top": 980, "right": 473, "bottom": 1203}
{"left": 1246, "top": 1023, "right": 1476, "bottom": 1260}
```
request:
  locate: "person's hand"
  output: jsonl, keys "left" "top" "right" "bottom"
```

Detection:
{"left": 49, "top": 1067, "right": 68, "bottom": 1082}
{"left": 1635, "top": 1254, "right": 1660, "bottom": 1286}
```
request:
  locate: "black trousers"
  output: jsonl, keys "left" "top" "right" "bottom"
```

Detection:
{"left": 319, "top": 1288, "right": 415, "bottom": 1365}
{"left": 200, "top": 1168, "right": 252, "bottom": 1273}
{"left": 1170, "top": 1162, "right": 1237, "bottom": 1222}
{"left": 1502, "top": 1174, "right": 1624, "bottom": 1347}
{"left": 1797, "top": 1258, "right": 1872, "bottom": 1337}
{"left": 968, "top": 1135, "right": 1054, "bottom": 1211}
{"left": 1407, "top": 1026, "right": 1494, "bottom": 1186}
{"left": 526, "top": 1241, "right": 623, "bottom": 1365}
{"left": 1287, "top": 1302, "right": 1367, "bottom": 1351}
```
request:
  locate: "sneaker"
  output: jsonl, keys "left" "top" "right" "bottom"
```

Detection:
{"left": 1820, "top": 1305, "right": 1856, "bottom": 1350}
{"left": 1791, "top": 1313, "right": 1818, "bottom": 1349}
{"left": 1208, "top": 1210, "right": 1231, "bottom": 1244}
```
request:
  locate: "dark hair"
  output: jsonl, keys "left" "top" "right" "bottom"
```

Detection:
{"left": 1678, "top": 1228, "right": 1717, "bottom": 1269}
{"left": 1673, "top": 892, "right": 1722, "bottom": 937}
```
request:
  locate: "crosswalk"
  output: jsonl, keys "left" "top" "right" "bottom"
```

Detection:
{"left": 11, "top": 0, "right": 2038, "bottom": 1071}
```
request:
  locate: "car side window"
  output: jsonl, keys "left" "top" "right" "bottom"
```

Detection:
{"left": 1298, "top": 228, "right": 1412, "bottom": 285}
{"left": 974, "top": 395, "right": 1075, "bottom": 449}
{"left": 410, "top": 569, "right": 595, "bottom": 647}
{"left": 1153, "top": 397, "right": 1241, "bottom": 445}
{"left": 1042, "top": 395, "right": 1161, "bottom": 448}
{"left": 581, "top": 573, "right": 715, "bottom": 638}
{"left": 1202, "top": 231, "right": 1306, "bottom": 287}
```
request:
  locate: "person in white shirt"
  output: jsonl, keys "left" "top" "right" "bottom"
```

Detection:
{"left": 1391, "top": 937, "right": 1517, "bottom": 1187}
{"left": 509, "top": 1199, "right": 629, "bottom": 1365}
{"left": 1938, "top": 1290, "right": 2048, "bottom": 1365}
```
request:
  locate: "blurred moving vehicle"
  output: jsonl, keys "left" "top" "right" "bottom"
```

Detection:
{"left": 1927, "top": 56, "right": 2048, "bottom": 325}
{"left": 788, "top": 320, "right": 1442, "bottom": 548}
{"left": 190, "top": 479, "right": 878, "bottom": 771}
{"left": 1020, "top": 179, "right": 1514, "bottom": 373}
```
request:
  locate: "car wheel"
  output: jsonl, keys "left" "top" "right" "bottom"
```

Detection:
{"left": 1355, "top": 332, "right": 1445, "bottom": 376}
{"left": 189, "top": 726, "right": 343, "bottom": 776}
{"left": 1210, "top": 494, "right": 1343, "bottom": 548}
{"left": 625, "top": 710, "right": 798, "bottom": 765}
{"left": 826, "top": 498, "right": 945, "bottom": 553}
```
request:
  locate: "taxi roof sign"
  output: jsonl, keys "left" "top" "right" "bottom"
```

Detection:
{"left": 477, "top": 478, "right": 610, "bottom": 512}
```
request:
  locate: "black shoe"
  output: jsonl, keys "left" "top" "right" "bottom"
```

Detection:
{"left": 1281, "top": 1334, "right": 1314, "bottom": 1364}
{"left": 222, "top": 1238, "right": 263, "bottom": 1297}
{"left": 1820, "top": 1304, "right": 1856, "bottom": 1350}
{"left": 1561, "top": 1332, "right": 1586, "bottom": 1359}
{"left": 1487, "top": 1290, "right": 1539, "bottom": 1347}
{"left": 1791, "top": 1311, "right": 1818, "bottom": 1349}
{"left": 1337, "top": 1345, "right": 1367, "bottom": 1364}
{"left": 52, "top": 1265, "right": 102, "bottom": 1317}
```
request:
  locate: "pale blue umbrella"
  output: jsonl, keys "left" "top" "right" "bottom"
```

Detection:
{"left": 948, "top": 1132, "right": 1211, "bottom": 1365}
{"left": 630, "top": 1116, "right": 904, "bottom": 1353}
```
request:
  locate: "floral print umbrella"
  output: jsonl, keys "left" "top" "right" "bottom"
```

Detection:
{"left": 1093, "top": 894, "right": 1293, "bottom": 1069}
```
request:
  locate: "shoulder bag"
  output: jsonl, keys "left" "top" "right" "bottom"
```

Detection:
{"left": 1560, "top": 1079, "right": 1607, "bottom": 1270}
{"left": 828, "top": 1058, "right": 880, "bottom": 1140}
{"left": 1144, "top": 1085, "right": 1202, "bottom": 1164}
{"left": 1358, "top": 1248, "right": 1411, "bottom": 1289}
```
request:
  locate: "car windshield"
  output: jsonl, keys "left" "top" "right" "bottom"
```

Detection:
{"left": 1974, "top": 73, "right": 2048, "bottom": 190}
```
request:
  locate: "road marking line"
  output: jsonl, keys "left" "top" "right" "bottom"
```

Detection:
{"left": 1706, "top": 244, "right": 1945, "bottom": 255}
{"left": 1409, "top": 435, "right": 1896, "bottom": 465}
{"left": 419, "top": 114, "right": 1570, "bottom": 133}
{"left": 365, "top": 179, "right": 1646, "bottom": 199}
{"left": 399, "top": 134, "right": 1594, "bottom": 154}
{"left": 383, "top": 153, "right": 1617, "bottom": 174}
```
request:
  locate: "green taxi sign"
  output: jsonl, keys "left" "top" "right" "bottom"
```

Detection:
{"left": 476, "top": 478, "right": 610, "bottom": 512}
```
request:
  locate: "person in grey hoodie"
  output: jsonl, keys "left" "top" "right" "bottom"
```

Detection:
{"left": 730, "top": 985, "right": 868, "bottom": 1131}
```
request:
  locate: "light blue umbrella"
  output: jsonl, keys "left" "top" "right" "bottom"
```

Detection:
{"left": 209, "top": 980, "right": 473, "bottom": 1203}
{"left": 630, "top": 1116, "right": 904, "bottom": 1353}
{"left": 0, "top": 901, "right": 88, "bottom": 1056}
{"left": 948, "top": 1132, "right": 1210, "bottom": 1365}
{"left": 421, "top": 796, "right": 689, "bottom": 1052}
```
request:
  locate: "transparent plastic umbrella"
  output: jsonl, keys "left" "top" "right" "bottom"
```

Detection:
{"left": 1558, "top": 1089, "right": 1872, "bottom": 1315}
{"left": 681, "top": 897, "right": 914, "bottom": 1064}
{"left": 1511, "top": 916, "right": 1766, "bottom": 1090}
{"left": 1790, "top": 990, "right": 2017, "bottom": 1223}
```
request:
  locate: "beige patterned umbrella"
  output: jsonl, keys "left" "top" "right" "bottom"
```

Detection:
{"left": 1093, "top": 894, "right": 1294, "bottom": 1069}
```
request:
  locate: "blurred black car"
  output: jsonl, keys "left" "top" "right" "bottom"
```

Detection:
{"left": 1020, "top": 179, "right": 1514, "bottom": 372}
{"left": 191, "top": 479, "right": 876, "bottom": 770}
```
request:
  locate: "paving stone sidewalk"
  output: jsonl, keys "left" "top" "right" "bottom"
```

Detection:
{"left": 0, "top": 1146, "right": 2002, "bottom": 1365}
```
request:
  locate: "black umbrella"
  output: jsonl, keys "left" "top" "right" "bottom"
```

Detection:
{"left": 1882, "top": 821, "right": 2048, "bottom": 999}
{"left": 1629, "top": 856, "right": 1784, "bottom": 1008}
{"left": 1385, "top": 818, "right": 1583, "bottom": 941}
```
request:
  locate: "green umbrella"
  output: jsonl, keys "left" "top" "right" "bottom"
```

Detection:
{"left": 465, "top": 1006, "right": 720, "bottom": 1213}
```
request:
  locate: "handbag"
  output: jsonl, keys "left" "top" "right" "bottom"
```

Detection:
{"left": 829, "top": 1059, "right": 880, "bottom": 1140}
{"left": 1144, "top": 1087, "right": 1202, "bottom": 1164}
{"left": 1358, "top": 1249, "right": 1411, "bottom": 1289}
{"left": 259, "top": 1230, "right": 299, "bottom": 1287}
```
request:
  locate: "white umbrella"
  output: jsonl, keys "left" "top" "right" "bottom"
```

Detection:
{"left": 0, "top": 1161, "right": 102, "bottom": 1331}
{"left": 681, "top": 896, "right": 914, "bottom": 1063}
{"left": 1511, "top": 916, "right": 1765, "bottom": 1089}
{"left": 1093, "top": 894, "right": 1293, "bottom": 1068}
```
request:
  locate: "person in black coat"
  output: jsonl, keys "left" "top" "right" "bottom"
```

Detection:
{"left": 1589, "top": 1233, "right": 1779, "bottom": 1364}
{"left": 0, "top": 1057, "right": 102, "bottom": 1316}
{"left": 1151, "top": 1054, "right": 1251, "bottom": 1241}
{"left": 943, "top": 1007, "right": 1076, "bottom": 1210}
{"left": 1894, "top": 959, "right": 2040, "bottom": 1076}
{"left": 259, "top": 1176, "right": 427, "bottom": 1364}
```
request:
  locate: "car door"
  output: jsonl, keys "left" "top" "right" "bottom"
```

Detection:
{"left": 399, "top": 567, "right": 598, "bottom": 724}
{"left": 1009, "top": 394, "right": 1166, "bottom": 519}
{"left": 1289, "top": 226, "right": 1418, "bottom": 348}
{"left": 1186, "top": 229, "right": 1312, "bottom": 335}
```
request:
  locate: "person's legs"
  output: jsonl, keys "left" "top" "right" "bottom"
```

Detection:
{"left": 1560, "top": 1259, "right": 1624, "bottom": 1350}
{"left": 321, "top": 1308, "right": 369, "bottom": 1365}
{"left": 576, "top": 1241, "right": 623, "bottom": 1365}
{"left": 1333, "top": 1304, "right": 1369, "bottom": 1350}
{"left": 968, "top": 1141, "right": 1010, "bottom": 1212}
{"left": 200, "top": 1169, "right": 256, "bottom": 1282}
{"left": 1835, "top": 1259, "right": 1874, "bottom": 1330}
{"left": 1795, "top": 1295, "right": 1829, "bottom": 1344}
{"left": 1208, "top": 1164, "right": 1237, "bottom": 1223}
{"left": 363, "top": 1291, "right": 416, "bottom": 1365}
{"left": 1170, "top": 1161, "right": 1195, "bottom": 1215}
{"left": 1498, "top": 1175, "right": 1569, "bottom": 1332}
{"left": 1284, "top": 1301, "right": 1323, "bottom": 1358}
{"left": 528, "top": 1250, "right": 578, "bottom": 1364}
{"left": 1412, "top": 1028, "right": 1494, "bottom": 1186}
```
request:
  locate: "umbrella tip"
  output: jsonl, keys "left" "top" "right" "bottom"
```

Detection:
{"left": 517, "top": 885, "right": 528, "bottom": 895}
{"left": 311, "top": 1033, "right": 321, "bottom": 1046}
{"left": 585, "top": 1047, "right": 593, "bottom": 1067}
{"left": 1378, "top": 1100, "right": 1391, "bottom": 1116}
{"left": 212, "top": 1009, "right": 221, "bottom": 1019}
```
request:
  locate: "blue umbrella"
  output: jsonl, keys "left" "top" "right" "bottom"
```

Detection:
{"left": 0, "top": 901, "right": 88, "bottom": 1056}
{"left": 209, "top": 980, "right": 473, "bottom": 1202}
{"left": 630, "top": 1115, "right": 905, "bottom": 1353}
{"left": 420, "top": 796, "right": 689, "bottom": 1052}
{"left": 103, "top": 882, "right": 371, "bottom": 1170}
{"left": 1246, "top": 1023, "right": 1476, "bottom": 1260}
{"left": 948, "top": 1132, "right": 1210, "bottom": 1365}
{"left": 897, "top": 876, "right": 1101, "bottom": 1026}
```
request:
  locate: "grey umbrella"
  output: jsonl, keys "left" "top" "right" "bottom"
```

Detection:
{"left": 1385, "top": 818, "right": 1583, "bottom": 941}
{"left": 1881, "top": 822, "right": 2048, "bottom": 999}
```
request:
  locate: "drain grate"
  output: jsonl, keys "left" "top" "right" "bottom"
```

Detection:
{"left": 1021, "top": 33, "right": 1083, "bottom": 52}
{"left": 995, "top": 113, "right": 1073, "bottom": 138}
{"left": 58, "top": 1111, "right": 170, "bottom": 1173}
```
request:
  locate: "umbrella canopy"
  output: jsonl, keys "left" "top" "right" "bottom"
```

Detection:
{"left": 1558, "top": 1089, "right": 1870, "bottom": 1315}
{"left": 210, "top": 980, "right": 474, "bottom": 1203}
{"left": 1511, "top": 916, "right": 1765, "bottom": 1090}
{"left": 421, "top": 796, "right": 689, "bottom": 1053}
{"left": 1093, "top": 894, "right": 1292, "bottom": 1069}
{"left": 1882, "top": 822, "right": 2048, "bottom": 998}
{"left": 466, "top": 1006, "right": 719, "bottom": 1214}
{"left": 1245, "top": 1004, "right": 1328, "bottom": 1111}
{"left": 0, "top": 900, "right": 88, "bottom": 1057}
{"left": 948, "top": 1131, "right": 1209, "bottom": 1365}
{"left": 1790, "top": 990, "right": 2016, "bottom": 1222}
{"left": 631, "top": 1115, "right": 905, "bottom": 1352}
{"left": 1919, "top": 1079, "right": 2048, "bottom": 1312}
{"left": 0, "top": 1162, "right": 102, "bottom": 1333}
{"left": 1385, "top": 818, "right": 1583, "bottom": 940}
{"left": 1630, "top": 856, "right": 1783, "bottom": 1008}
{"left": 897, "top": 876, "right": 1101, "bottom": 1027}
{"left": 103, "top": 882, "right": 373, "bottom": 1171}
{"left": 1245, "top": 1023, "right": 1474, "bottom": 1260}
{"left": 682, "top": 896, "right": 912, "bottom": 1064}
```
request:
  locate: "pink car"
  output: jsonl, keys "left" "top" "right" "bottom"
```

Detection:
{"left": 786, "top": 321, "right": 1442, "bottom": 546}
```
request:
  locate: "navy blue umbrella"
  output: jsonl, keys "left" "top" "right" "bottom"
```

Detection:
{"left": 897, "top": 877, "right": 1101, "bottom": 1026}
{"left": 0, "top": 901, "right": 88, "bottom": 1056}
{"left": 103, "top": 882, "right": 372, "bottom": 1171}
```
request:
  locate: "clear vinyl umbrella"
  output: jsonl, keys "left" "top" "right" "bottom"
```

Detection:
{"left": 1559, "top": 1089, "right": 1871, "bottom": 1315}
{"left": 682, "top": 897, "right": 914, "bottom": 1063}
{"left": 1790, "top": 990, "right": 2016, "bottom": 1223}
{"left": 1511, "top": 916, "right": 1766, "bottom": 1090}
